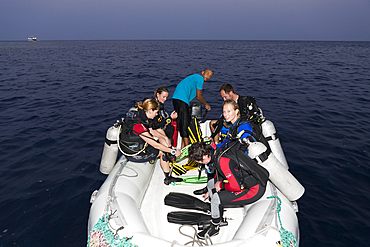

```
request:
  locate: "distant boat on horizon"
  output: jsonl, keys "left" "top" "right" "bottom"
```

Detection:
{"left": 28, "top": 36, "right": 37, "bottom": 42}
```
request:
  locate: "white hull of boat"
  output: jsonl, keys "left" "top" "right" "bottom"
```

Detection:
{"left": 88, "top": 121, "right": 300, "bottom": 246}
{"left": 28, "top": 36, "right": 37, "bottom": 42}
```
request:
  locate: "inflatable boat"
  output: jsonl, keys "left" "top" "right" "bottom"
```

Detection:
{"left": 87, "top": 117, "right": 304, "bottom": 247}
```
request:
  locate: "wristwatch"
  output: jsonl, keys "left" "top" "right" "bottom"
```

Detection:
{"left": 171, "top": 148, "right": 177, "bottom": 156}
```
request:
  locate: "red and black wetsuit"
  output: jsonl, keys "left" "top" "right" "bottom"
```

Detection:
{"left": 207, "top": 148, "right": 266, "bottom": 222}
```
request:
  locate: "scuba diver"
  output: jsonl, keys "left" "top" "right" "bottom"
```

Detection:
{"left": 152, "top": 86, "right": 178, "bottom": 145}
{"left": 217, "top": 99, "right": 265, "bottom": 149}
{"left": 119, "top": 98, "right": 182, "bottom": 185}
{"left": 210, "top": 83, "right": 261, "bottom": 144}
{"left": 188, "top": 141, "right": 268, "bottom": 239}
{"left": 164, "top": 98, "right": 302, "bottom": 236}
{"left": 193, "top": 99, "right": 265, "bottom": 195}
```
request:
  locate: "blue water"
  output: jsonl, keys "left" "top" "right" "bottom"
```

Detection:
{"left": 0, "top": 40, "right": 369, "bottom": 247}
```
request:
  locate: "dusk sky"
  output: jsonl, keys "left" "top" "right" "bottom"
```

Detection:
{"left": 1, "top": 0, "right": 369, "bottom": 41}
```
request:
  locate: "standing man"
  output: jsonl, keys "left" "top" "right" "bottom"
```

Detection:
{"left": 172, "top": 69, "right": 213, "bottom": 148}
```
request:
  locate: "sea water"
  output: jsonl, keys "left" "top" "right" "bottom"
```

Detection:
{"left": 0, "top": 40, "right": 369, "bottom": 246}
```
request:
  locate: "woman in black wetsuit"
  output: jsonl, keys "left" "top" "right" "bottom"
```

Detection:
{"left": 152, "top": 86, "right": 178, "bottom": 145}
{"left": 123, "top": 98, "right": 182, "bottom": 185}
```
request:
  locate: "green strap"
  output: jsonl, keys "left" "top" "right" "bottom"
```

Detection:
{"left": 267, "top": 196, "right": 298, "bottom": 247}
{"left": 174, "top": 176, "right": 208, "bottom": 185}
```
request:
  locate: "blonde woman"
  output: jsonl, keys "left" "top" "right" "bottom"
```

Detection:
{"left": 217, "top": 99, "right": 255, "bottom": 148}
{"left": 120, "top": 98, "right": 182, "bottom": 185}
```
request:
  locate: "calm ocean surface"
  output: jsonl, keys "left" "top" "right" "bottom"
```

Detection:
{"left": 0, "top": 40, "right": 369, "bottom": 246}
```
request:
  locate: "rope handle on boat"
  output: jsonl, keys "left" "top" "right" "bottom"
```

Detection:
{"left": 267, "top": 196, "right": 298, "bottom": 247}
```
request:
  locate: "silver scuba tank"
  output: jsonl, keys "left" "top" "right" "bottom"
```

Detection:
{"left": 247, "top": 142, "right": 305, "bottom": 201}
{"left": 261, "top": 119, "right": 289, "bottom": 169}
{"left": 99, "top": 124, "right": 120, "bottom": 174}
{"left": 190, "top": 102, "right": 202, "bottom": 119}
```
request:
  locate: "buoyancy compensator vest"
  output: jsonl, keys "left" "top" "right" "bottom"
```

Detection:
{"left": 226, "top": 117, "right": 271, "bottom": 154}
{"left": 215, "top": 140, "right": 269, "bottom": 187}
{"left": 135, "top": 97, "right": 171, "bottom": 130}
{"left": 211, "top": 96, "right": 263, "bottom": 141}
{"left": 151, "top": 100, "right": 172, "bottom": 130}
{"left": 118, "top": 109, "right": 151, "bottom": 156}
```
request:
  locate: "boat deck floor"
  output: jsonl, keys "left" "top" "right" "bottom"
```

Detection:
{"left": 140, "top": 159, "right": 245, "bottom": 245}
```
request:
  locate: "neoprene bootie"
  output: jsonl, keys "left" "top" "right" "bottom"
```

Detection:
{"left": 197, "top": 220, "right": 220, "bottom": 239}
{"left": 164, "top": 176, "right": 183, "bottom": 185}
{"left": 193, "top": 186, "right": 208, "bottom": 195}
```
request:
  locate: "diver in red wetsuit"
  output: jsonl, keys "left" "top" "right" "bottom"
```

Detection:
{"left": 188, "top": 141, "right": 267, "bottom": 239}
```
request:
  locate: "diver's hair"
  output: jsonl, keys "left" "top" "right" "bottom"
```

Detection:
{"left": 223, "top": 99, "right": 240, "bottom": 117}
{"left": 188, "top": 142, "right": 212, "bottom": 162}
{"left": 137, "top": 98, "right": 159, "bottom": 111}
{"left": 154, "top": 86, "right": 168, "bottom": 97}
{"left": 219, "top": 83, "right": 236, "bottom": 94}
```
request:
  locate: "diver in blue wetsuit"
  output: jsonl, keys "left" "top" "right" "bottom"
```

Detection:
{"left": 193, "top": 100, "right": 256, "bottom": 196}
{"left": 210, "top": 83, "right": 261, "bottom": 144}
{"left": 217, "top": 100, "right": 256, "bottom": 151}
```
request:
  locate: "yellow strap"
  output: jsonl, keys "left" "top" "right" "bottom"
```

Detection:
{"left": 183, "top": 160, "right": 199, "bottom": 171}
{"left": 195, "top": 118, "right": 202, "bottom": 142}
{"left": 188, "top": 125, "right": 197, "bottom": 144}
{"left": 170, "top": 162, "right": 187, "bottom": 175}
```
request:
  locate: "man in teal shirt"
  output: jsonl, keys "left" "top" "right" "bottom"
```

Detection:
{"left": 172, "top": 69, "right": 213, "bottom": 147}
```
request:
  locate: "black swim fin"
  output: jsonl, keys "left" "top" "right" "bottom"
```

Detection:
{"left": 167, "top": 211, "right": 211, "bottom": 225}
{"left": 167, "top": 211, "right": 228, "bottom": 229}
{"left": 164, "top": 192, "right": 211, "bottom": 213}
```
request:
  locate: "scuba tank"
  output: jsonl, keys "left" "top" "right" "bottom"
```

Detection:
{"left": 261, "top": 119, "right": 289, "bottom": 169}
{"left": 171, "top": 120, "right": 179, "bottom": 148}
{"left": 190, "top": 102, "right": 202, "bottom": 119}
{"left": 247, "top": 142, "right": 305, "bottom": 201}
{"left": 100, "top": 122, "right": 120, "bottom": 174}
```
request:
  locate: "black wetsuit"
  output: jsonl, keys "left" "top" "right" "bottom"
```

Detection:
{"left": 151, "top": 100, "right": 175, "bottom": 144}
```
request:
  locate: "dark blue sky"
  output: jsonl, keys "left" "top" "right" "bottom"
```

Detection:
{"left": 1, "top": 0, "right": 370, "bottom": 41}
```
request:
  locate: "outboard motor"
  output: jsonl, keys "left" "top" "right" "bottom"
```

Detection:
{"left": 99, "top": 121, "right": 121, "bottom": 174}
